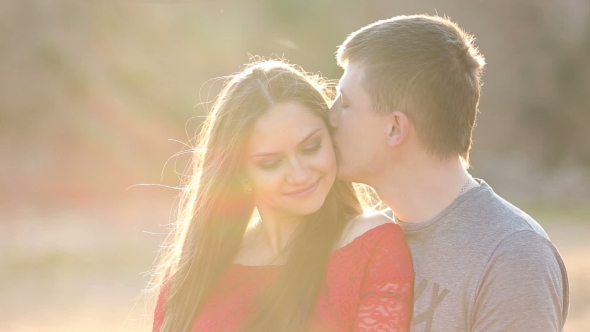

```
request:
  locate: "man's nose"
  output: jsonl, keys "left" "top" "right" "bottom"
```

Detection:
{"left": 329, "top": 107, "right": 338, "bottom": 128}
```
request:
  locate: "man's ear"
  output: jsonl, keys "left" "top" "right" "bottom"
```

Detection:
{"left": 385, "top": 111, "right": 410, "bottom": 147}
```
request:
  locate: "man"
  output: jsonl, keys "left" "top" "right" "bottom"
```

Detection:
{"left": 330, "top": 15, "right": 569, "bottom": 331}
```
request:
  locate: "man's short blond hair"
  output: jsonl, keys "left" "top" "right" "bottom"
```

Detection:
{"left": 337, "top": 15, "right": 486, "bottom": 165}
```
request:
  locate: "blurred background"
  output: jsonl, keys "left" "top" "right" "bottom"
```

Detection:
{"left": 0, "top": 0, "right": 588, "bottom": 331}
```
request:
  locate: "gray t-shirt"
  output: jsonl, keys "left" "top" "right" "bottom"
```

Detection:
{"left": 393, "top": 180, "right": 569, "bottom": 332}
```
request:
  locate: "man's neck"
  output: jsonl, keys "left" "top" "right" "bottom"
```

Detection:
{"left": 373, "top": 156, "right": 476, "bottom": 224}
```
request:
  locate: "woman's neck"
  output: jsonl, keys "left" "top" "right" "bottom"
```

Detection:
{"left": 236, "top": 209, "right": 305, "bottom": 265}
{"left": 257, "top": 210, "right": 303, "bottom": 255}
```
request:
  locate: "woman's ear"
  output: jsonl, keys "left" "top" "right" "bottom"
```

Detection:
{"left": 385, "top": 111, "right": 410, "bottom": 147}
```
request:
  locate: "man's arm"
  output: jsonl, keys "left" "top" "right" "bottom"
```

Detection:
{"left": 472, "top": 230, "right": 569, "bottom": 331}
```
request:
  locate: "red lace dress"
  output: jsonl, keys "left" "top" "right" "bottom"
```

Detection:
{"left": 153, "top": 223, "right": 414, "bottom": 332}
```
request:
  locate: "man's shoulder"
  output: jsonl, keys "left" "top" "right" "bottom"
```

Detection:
{"left": 459, "top": 181, "right": 550, "bottom": 240}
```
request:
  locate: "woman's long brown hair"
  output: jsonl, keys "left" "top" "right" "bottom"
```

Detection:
{"left": 152, "top": 60, "right": 364, "bottom": 332}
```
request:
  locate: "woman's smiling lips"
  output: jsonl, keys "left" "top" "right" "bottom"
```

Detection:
{"left": 283, "top": 178, "right": 321, "bottom": 198}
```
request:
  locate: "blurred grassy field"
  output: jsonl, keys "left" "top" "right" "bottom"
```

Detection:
{"left": 0, "top": 203, "right": 588, "bottom": 332}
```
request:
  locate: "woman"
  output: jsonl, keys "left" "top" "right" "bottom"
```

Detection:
{"left": 151, "top": 60, "right": 414, "bottom": 332}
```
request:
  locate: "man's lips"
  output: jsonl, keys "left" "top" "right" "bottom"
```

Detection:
{"left": 283, "top": 178, "right": 321, "bottom": 198}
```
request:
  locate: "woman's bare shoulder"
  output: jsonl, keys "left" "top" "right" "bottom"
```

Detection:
{"left": 337, "top": 211, "right": 395, "bottom": 249}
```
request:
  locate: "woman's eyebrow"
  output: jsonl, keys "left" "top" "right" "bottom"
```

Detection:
{"left": 250, "top": 128, "right": 322, "bottom": 158}
{"left": 297, "top": 128, "right": 322, "bottom": 146}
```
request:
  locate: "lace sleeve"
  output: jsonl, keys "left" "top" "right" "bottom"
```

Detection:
{"left": 352, "top": 225, "right": 414, "bottom": 332}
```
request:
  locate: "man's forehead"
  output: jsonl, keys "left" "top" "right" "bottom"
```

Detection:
{"left": 338, "top": 63, "right": 364, "bottom": 92}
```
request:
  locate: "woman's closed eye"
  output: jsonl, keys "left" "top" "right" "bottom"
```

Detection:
{"left": 257, "top": 159, "right": 281, "bottom": 171}
{"left": 302, "top": 141, "right": 322, "bottom": 155}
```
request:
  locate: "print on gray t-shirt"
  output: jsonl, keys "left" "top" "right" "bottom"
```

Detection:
{"left": 393, "top": 180, "right": 569, "bottom": 332}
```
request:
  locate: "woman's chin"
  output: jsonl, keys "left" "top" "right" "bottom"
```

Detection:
{"left": 287, "top": 196, "right": 328, "bottom": 217}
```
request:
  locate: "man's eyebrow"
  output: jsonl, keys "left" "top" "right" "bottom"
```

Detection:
{"left": 250, "top": 128, "right": 322, "bottom": 158}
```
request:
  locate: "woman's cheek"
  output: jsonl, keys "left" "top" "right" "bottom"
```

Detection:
{"left": 319, "top": 147, "right": 337, "bottom": 172}
{"left": 254, "top": 171, "right": 282, "bottom": 194}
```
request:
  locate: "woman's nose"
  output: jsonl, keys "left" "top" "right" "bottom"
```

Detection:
{"left": 286, "top": 158, "right": 310, "bottom": 184}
